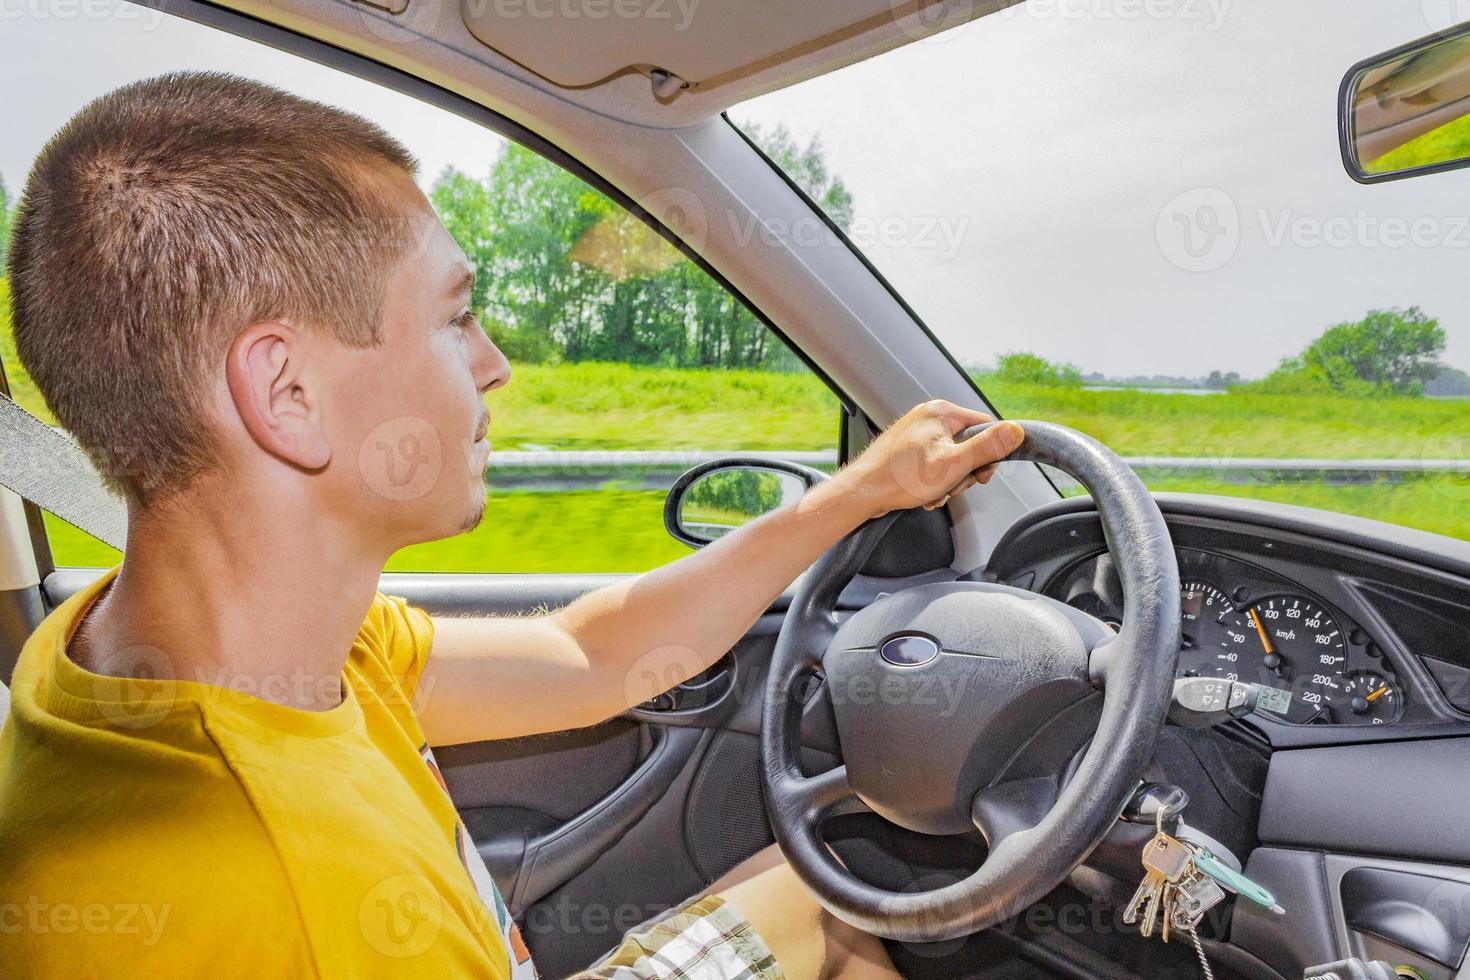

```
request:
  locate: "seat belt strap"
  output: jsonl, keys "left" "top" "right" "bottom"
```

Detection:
{"left": 0, "top": 394, "right": 126, "bottom": 552}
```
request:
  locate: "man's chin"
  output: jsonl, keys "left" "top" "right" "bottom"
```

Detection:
{"left": 455, "top": 493, "right": 487, "bottom": 535}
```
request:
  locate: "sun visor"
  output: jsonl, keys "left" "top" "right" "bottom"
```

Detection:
{"left": 459, "top": 0, "right": 907, "bottom": 89}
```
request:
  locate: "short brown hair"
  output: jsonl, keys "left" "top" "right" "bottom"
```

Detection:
{"left": 8, "top": 71, "right": 419, "bottom": 507}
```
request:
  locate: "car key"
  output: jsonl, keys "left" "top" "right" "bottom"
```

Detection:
{"left": 1123, "top": 868, "right": 1166, "bottom": 929}
{"left": 1184, "top": 842, "right": 1285, "bottom": 915}
{"left": 1170, "top": 869, "right": 1226, "bottom": 934}
{"left": 1137, "top": 828, "right": 1193, "bottom": 937}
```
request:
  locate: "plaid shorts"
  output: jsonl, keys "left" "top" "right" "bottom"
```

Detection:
{"left": 569, "top": 895, "right": 783, "bottom": 980}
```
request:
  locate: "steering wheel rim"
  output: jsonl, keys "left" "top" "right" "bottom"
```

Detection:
{"left": 760, "top": 420, "right": 1180, "bottom": 943}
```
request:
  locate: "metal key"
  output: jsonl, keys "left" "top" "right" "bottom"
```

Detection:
{"left": 1123, "top": 868, "right": 1166, "bottom": 928}
{"left": 1170, "top": 870, "right": 1227, "bottom": 934}
{"left": 1137, "top": 830, "right": 1193, "bottom": 937}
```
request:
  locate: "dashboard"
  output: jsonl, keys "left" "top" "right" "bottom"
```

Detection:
{"left": 1048, "top": 547, "right": 1399, "bottom": 726}
{"left": 978, "top": 493, "right": 1470, "bottom": 746}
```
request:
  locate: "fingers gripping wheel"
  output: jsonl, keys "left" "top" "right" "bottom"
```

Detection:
{"left": 760, "top": 420, "right": 1181, "bottom": 943}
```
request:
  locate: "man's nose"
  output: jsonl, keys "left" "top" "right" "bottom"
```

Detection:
{"left": 472, "top": 327, "right": 511, "bottom": 393}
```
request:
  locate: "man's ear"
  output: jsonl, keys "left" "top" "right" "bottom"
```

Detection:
{"left": 224, "top": 322, "right": 332, "bottom": 471}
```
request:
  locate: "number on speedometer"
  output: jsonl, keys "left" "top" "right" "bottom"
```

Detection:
{"left": 1239, "top": 595, "right": 1348, "bottom": 724}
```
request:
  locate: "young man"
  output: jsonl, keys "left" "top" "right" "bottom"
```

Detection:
{"left": 0, "top": 72, "right": 1024, "bottom": 978}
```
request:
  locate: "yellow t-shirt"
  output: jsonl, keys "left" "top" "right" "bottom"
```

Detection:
{"left": 0, "top": 565, "right": 535, "bottom": 979}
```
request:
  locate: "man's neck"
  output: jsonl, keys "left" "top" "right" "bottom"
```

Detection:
{"left": 68, "top": 492, "right": 389, "bottom": 713}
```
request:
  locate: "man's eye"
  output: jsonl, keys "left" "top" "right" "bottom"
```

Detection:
{"left": 451, "top": 311, "right": 479, "bottom": 330}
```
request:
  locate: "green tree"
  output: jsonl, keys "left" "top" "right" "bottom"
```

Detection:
{"left": 1260, "top": 307, "right": 1446, "bottom": 396}
{"left": 429, "top": 127, "right": 851, "bottom": 370}
{"left": 741, "top": 123, "right": 853, "bottom": 231}
{"left": 432, "top": 154, "right": 615, "bottom": 363}
{"left": 990, "top": 352, "right": 1082, "bottom": 387}
{"left": 1426, "top": 365, "right": 1470, "bottom": 397}
{"left": 686, "top": 469, "right": 786, "bottom": 521}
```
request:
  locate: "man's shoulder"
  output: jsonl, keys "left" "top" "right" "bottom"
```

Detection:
{"left": 350, "top": 590, "right": 435, "bottom": 707}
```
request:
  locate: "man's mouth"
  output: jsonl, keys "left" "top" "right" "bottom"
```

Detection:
{"left": 474, "top": 415, "right": 491, "bottom": 443}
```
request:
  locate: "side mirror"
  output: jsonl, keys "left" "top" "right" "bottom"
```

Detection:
{"left": 1341, "top": 21, "right": 1470, "bottom": 183}
{"left": 664, "top": 458, "right": 829, "bottom": 548}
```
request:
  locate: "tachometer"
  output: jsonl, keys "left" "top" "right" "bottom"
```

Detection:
{"left": 1177, "top": 582, "right": 1248, "bottom": 680}
{"left": 1237, "top": 595, "right": 1348, "bottom": 724}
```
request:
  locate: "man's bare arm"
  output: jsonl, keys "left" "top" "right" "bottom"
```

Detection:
{"left": 414, "top": 402, "right": 1025, "bottom": 746}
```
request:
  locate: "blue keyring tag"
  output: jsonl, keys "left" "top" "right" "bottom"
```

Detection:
{"left": 1188, "top": 845, "right": 1285, "bottom": 915}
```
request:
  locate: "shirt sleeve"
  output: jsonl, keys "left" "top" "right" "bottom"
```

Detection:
{"left": 368, "top": 592, "right": 437, "bottom": 705}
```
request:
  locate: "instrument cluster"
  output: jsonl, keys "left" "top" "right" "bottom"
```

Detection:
{"left": 1049, "top": 548, "right": 1402, "bottom": 727}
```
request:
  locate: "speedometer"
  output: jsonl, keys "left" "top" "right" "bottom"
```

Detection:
{"left": 1237, "top": 595, "right": 1348, "bottom": 724}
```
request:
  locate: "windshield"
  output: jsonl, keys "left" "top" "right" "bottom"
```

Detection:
{"left": 734, "top": 0, "right": 1470, "bottom": 541}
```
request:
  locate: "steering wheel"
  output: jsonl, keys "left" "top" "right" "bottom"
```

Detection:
{"left": 760, "top": 420, "right": 1181, "bottom": 943}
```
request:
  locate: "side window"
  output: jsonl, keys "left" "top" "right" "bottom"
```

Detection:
{"left": 0, "top": 1, "right": 840, "bottom": 574}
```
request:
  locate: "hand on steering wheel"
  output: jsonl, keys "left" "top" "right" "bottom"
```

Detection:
{"left": 761, "top": 420, "right": 1180, "bottom": 943}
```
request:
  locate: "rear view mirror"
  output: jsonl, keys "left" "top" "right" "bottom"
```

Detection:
{"left": 1341, "top": 22, "right": 1470, "bottom": 183}
{"left": 664, "top": 458, "right": 828, "bottom": 547}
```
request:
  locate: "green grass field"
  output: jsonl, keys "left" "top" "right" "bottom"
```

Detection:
{"left": 31, "top": 367, "right": 1469, "bottom": 573}
{"left": 4, "top": 279, "right": 1465, "bottom": 575}
{"left": 41, "top": 488, "right": 696, "bottom": 574}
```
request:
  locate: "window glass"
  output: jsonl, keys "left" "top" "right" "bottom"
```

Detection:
{"left": 735, "top": 1, "right": 1470, "bottom": 541}
{"left": 0, "top": 1, "right": 838, "bottom": 572}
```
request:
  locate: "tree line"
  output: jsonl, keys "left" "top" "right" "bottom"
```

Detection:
{"left": 0, "top": 124, "right": 850, "bottom": 376}
{"left": 431, "top": 124, "right": 850, "bottom": 372}
{"left": 986, "top": 306, "right": 1467, "bottom": 397}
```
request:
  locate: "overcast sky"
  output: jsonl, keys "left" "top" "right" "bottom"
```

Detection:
{"left": 3, "top": 0, "right": 1468, "bottom": 379}
{"left": 734, "top": 0, "right": 1470, "bottom": 378}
